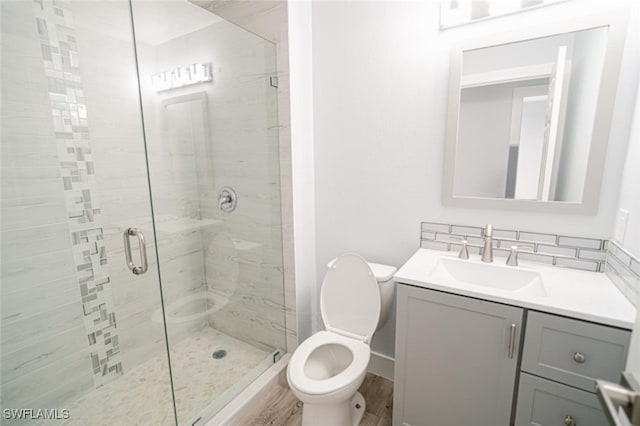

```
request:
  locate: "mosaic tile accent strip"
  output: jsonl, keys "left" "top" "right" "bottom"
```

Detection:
{"left": 420, "top": 222, "right": 607, "bottom": 272}
{"left": 605, "top": 240, "right": 640, "bottom": 308}
{"left": 33, "top": 0, "right": 122, "bottom": 388}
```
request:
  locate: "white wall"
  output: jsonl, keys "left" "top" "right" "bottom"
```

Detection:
{"left": 310, "top": 0, "right": 640, "bottom": 357}
{"left": 614, "top": 83, "right": 640, "bottom": 258}
{"left": 288, "top": 0, "right": 316, "bottom": 343}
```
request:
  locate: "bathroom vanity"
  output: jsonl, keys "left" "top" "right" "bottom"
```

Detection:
{"left": 392, "top": 249, "right": 636, "bottom": 426}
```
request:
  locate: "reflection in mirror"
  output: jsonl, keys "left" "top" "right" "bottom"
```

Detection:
{"left": 454, "top": 26, "right": 608, "bottom": 202}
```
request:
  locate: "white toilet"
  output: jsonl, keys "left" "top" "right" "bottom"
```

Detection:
{"left": 287, "top": 253, "right": 396, "bottom": 426}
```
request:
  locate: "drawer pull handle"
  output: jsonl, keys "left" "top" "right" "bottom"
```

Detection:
{"left": 563, "top": 415, "right": 576, "bottom": 426}
{"left": 508, "top": 323, "right": 516, "bottom": 359}
{"left": 573, "top": 352, "right": 586, "bottom": 364}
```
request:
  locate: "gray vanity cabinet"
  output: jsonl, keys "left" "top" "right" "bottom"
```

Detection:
{"left": 393, "top": 284, "right": 524, "bottom": 426}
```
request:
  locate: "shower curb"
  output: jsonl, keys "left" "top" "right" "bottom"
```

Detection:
{"left": 206, "top": 353, "right": 291, "bottom": 426}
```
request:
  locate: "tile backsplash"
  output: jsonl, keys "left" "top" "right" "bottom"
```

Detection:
{"left": 606, "top": 240, "right": 640, "bottom": 308}
{"left": 420, "top": 222, "right": 607, "bottom": 273}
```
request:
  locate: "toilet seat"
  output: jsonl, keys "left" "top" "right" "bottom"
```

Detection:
{"left": 288, "top": 331, "right": 370, "bottom": 396}
{"left": 321, "top": 253, "right": 381, "bottom": 343}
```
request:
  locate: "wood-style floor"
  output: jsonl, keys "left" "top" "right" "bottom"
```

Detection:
{"left": 243, "top": 373, "right": 393, "bottom": 426}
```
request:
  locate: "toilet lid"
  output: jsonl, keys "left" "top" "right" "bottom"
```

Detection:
{"left": 320, "top": 253, "right": 381, "bottom": 342}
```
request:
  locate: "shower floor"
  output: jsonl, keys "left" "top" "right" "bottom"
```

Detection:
{"left": 44, "top": 327, "right": 269, "bottom": 425}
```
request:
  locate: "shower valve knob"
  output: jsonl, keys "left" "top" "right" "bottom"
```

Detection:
{"left": 218, "top": 186, "right": 237, "bottom": 213}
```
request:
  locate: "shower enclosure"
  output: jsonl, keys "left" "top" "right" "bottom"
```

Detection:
{"left": 1, "top": 0, "right": 286, "bottom": 424}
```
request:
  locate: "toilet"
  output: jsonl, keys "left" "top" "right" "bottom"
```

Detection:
{"left": 287, "top": 253, "right": 396, "bottom": 426}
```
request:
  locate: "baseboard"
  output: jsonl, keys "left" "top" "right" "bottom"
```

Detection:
{"left": 367, "top": 351, "right": 395, "bottom": 381}
{"left": 207, "top": 353, "right": 290, "bottom": 426}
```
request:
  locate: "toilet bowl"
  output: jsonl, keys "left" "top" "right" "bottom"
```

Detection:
{"left": 287, "top": 253, "right": 396, "bottom": 426}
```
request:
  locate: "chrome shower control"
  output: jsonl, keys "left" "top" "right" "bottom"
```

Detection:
{"left": 218, "top": 186, "right": 237, "bottom": 213}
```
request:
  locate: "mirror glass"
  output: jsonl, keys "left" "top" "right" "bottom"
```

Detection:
{"left": 453, "top": 26, "right": 608, "bottom": 202}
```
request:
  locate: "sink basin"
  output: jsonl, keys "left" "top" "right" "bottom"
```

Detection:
{"left": 428, "top": 257, "right": 545, "bottom": 296}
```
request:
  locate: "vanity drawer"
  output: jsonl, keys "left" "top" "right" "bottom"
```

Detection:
{"left": 521, "top": 311, "right": 630, "bottom": 392}
{"left": 515, "top": 373, "right": 607, "bottom": 426}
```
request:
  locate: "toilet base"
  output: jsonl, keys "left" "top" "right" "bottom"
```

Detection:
{"left": 301, "top": 391, "right": 366, "bottom": 426}
{"left": 351, "top": 392, "right": 366, "bottom": 425}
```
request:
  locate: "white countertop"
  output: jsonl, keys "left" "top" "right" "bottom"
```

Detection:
{"left": 394, "top": 248, "right": 637, "bottom": 329}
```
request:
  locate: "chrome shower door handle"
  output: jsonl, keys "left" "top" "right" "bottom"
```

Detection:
{"left": 123, "top": 227, "right": 148, "bottom": 275}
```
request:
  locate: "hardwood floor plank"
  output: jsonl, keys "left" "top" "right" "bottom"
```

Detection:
{"left": 375, "top": 408, "right": 392, "bottom": 426}
{"left": 360, "top": 412, "right": 380, "bottom": 426}
{"left": 359, "top": 374, "right": 394, "bottom": 418}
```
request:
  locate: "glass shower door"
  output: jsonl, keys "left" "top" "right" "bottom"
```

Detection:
{"left": 1, "top": 0, "right": 176, "bottom": 424}
{"left": 130, "top": 0, "right": 287, "bottom": 423}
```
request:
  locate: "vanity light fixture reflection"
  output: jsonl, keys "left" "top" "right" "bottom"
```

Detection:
{"left": 151, "top": 63, "right": 213, "bottom": 92}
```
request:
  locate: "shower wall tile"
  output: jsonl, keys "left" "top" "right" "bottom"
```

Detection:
{"left": 28, "top": 0, "right": 124, "bottom": 388}
{"left": 0, "top": 171, "right": 65, "bottom": 197}
{"left": 136, "top": 10, "right": 289, "bottom": 357}
{"left": 0, "top": 0, "right": 156, "bottom": 407}
{"left": 73, "top": 0, "right": 209, "bottom": 376}
{"left": 1, "top": 222, "right": 70, "bottom": 261}
{"left": 1, "top": 301, "right": 85, "bottom": 352}
{"left": 0, "top": 195, "right": 69, "bottom": 230}
{"left": 1, "top": 325, "right": 87, "bottom": 384}
{"left": 0, "top": 2, "right": 91, "bottom": 410}
{"left": 1, "top": 250, "right": 77, "bottom": 292}
{"left": 1, "top": 277, "right": 79, "bottom": 325}
{"left": 193, "top": 0, "right": 296, "bottom": 351}
{"left": 1, "top": 351, "right": 94, "bottom": 411}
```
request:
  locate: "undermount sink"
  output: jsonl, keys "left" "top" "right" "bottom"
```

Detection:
{"left": 427, "top": 257, "right": 546, "bottom": 296}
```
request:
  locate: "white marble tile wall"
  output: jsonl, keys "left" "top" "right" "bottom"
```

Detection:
{"left": 190, "top": 0, "right": 297, "bottom": 353}
{"left": 74, "top": 0, "right": 208, "bottom": 369}
{"left": 1, "top": 0, "right": 94, "bottom": 410}
{"left": 136, "top": 11, "right": 287, "bottom": 353}
{"left": 0, "top": 0, "right": 198, "bottom": 411}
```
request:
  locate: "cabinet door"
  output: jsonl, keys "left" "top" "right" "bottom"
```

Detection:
{"left": 515, "top": 373, "right": 608, "bottom": 426}
{"left": 393, "top": 285, "right": 523, "bottom": 426}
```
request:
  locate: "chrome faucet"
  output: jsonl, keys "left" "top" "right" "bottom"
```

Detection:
{"left": 481, "top": 224, "right": 493, "bottom": 263}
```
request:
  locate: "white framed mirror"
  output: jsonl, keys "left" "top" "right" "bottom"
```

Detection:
{"left": 442, "top": 10, "right": 629, "bottom": 214}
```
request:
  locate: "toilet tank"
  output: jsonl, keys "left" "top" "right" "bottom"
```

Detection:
{"left": 326, "top": 258, "right": 396, "bottom": 331}
{"left": 367, "top": 262, "right": 397, "bottom": 330}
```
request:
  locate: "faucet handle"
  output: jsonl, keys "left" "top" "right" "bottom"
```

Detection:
{"left": 458, "top": 240, "right": 470, "bottom": 259}
{"left": 505, "top": 244, "right": 534, "bottom": 266}
{"left": 449, "top": 236, "right": 470, "bottom": 259}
